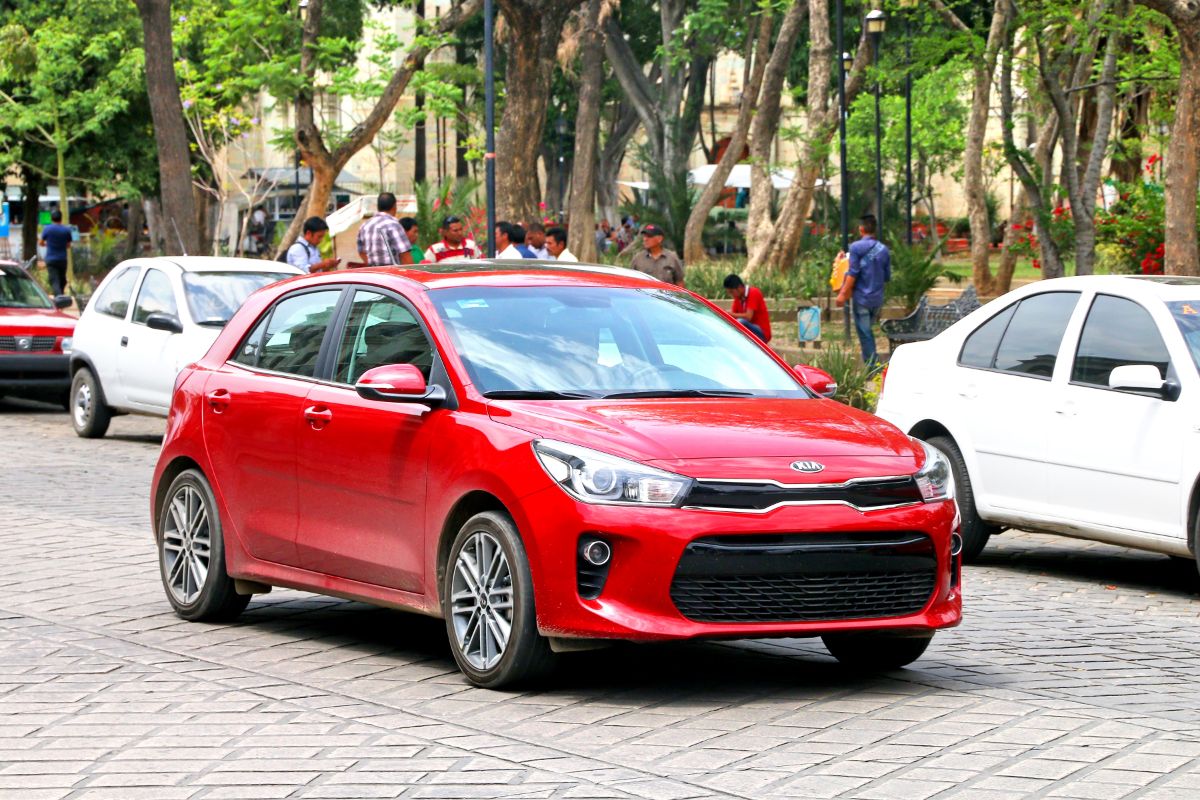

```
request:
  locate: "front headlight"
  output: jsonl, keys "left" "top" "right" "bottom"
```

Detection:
{"left": 914, "top": 439, "right": 955, "bottom": 503}
{"left": 60, "top": 336, "right": 73, "bottom": 353}
{"left": 532, "top": 439, "right": 694, "bottom": 506}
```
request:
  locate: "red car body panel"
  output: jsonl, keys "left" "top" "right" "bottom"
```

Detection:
{"left": 152, "top": 266, "right": 962, "bottom": 643}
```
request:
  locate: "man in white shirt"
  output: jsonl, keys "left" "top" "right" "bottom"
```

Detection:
{"left": 286, "top": 216, "right": 340, "bottom": 273}
{"left": 545, "top": 227, "right": 577, "bottom": 262}
{"left": 494, "top": 221, "right": 522, "bottom": 259}
{"left": 526, "top": 223, "right": 550, "bottom": 259}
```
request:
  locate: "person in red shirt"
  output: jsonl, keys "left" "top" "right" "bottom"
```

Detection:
{"left": 723, "top": 274, "right": 771, "bottom": 343}
{"left": 421, "top": 215, "right": 483, "bottom": 262}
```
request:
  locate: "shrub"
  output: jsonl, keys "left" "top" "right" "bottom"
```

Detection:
{"left": 805, "top": 345, "right": 879, "bottom": 412}
{"left": 886, "top": 243, "right": 962, "bottom": 313}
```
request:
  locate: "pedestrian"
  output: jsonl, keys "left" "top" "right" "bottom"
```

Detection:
{"left": 494, "top": 221, "right": 520, "bottom": 258}
{"left": 595, "top": 220, "right": 611, "bottom": 254}
{"left": 510, "top": 225, "right": 537, "bottom": 258}
{"left": 356, "top": 192, "right": 414, "bottom": 266}
{"left": 723, "top": 274, "right": 771, "bottom": 342}
{"left": 526, "top": 222, "right": 550, "bottom": 259}
{"left": 422, "top": 215, "right": 484, "bottom": 262}
{"left": 285, "top": 216, "right": 340, "bottom": 273}
{"left": 399, "top": 217, "right": 424, "bottom": 263}
{"left": 630, "top": 224, "right": 685, "bottom": 286}
{"left": 39, "top": 210, "right": 72, "bottom": 296}
{"left": 545, "top": 227, "right": 577, "bottom": 262}
{"left": 836, "top": 213, "right": 891, "bottom": 368}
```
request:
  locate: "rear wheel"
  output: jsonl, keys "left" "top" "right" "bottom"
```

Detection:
{"left": 157, "top": 469, "right": 249, "bottom": 621}
{"left": 444, "top": 511, "right": 555, "bottom": 688}
{"left": 822, "top": 631, "right": 934, "bottom": 670}
{"left": 70, "top": 367, "right": 112, "bottom": 438}
{"left": 927, "top": 435, "right": 993, "bottom": 562}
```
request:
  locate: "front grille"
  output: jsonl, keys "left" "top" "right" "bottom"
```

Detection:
{"left": 670, "top": 532, "right": 937, "bottom": 623}
{"left": 0, "top": 335, "right": 58, "bottom": 352}
{"left": 683, "top": 476, "right": 922, "bottom": 512}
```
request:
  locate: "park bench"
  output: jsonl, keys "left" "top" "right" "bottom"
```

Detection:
{"left": 880, "top": 285, "right": 980, "bottom": 353}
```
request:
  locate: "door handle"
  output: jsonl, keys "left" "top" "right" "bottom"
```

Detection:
{"left": 958, "top": 385, "right": 977, "bottom": 400}
{"left": 1054, "top": 403, "right": 1077, "bottom": 416}
{"left": 303, "top": 405, "right": 333, "bottom": 428}
{"left": 206, "top": 389, "right": 231, "bottom": 412}
{"left": 120, "top": 336, "right": 129, "bottom": 347}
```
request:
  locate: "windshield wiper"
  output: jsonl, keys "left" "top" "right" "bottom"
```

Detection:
{"left": 600, "top": 389, "right": 755, "bottom": 399}
{"left": 482, "top": 389, "right": 598, "bottom": 399}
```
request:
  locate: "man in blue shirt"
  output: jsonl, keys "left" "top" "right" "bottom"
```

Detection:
{"left": 836, "top": 214, "right": 891, "bottom": 368}
{"left": 39, "top": 210, "right": 73, "bottom": 295}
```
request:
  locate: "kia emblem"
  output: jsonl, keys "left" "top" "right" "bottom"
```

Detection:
{"left": 790, "top": 460, "right": 825, "bottom": 473}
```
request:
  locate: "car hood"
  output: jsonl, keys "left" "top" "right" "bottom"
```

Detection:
{"left": 0, "top": 307, "right": 76, "bottom": 333}
{"left": 487, "top": 398, "right": 920, "bottom": 475}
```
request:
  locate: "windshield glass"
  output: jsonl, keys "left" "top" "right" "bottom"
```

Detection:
{"left": 430, "top": 285, "right": 807, "bottom": 399}
{"left": 0, "top": 266, "right": 52, "bottom": 309}
{"left": 183, "top": 271, "right": 291, "bottom": 325}
{"left": 1168, "top": 300, "right": 1200, "bottom": 374}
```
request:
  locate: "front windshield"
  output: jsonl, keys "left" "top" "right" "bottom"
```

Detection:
{"left": 183, "top": 271, "right": 291, "bottom": 326}
{"left": 1168, "top": 300, "right": 1200, "bottom": 373}
{"left": 0, "top": 266, "right": 52, "bottom": 309}
{"left": 431, "top": 285, "right": 807, "bottom": 399}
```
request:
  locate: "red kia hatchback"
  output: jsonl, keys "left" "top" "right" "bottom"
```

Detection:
{"left": 152, "top": 263, "right": 961, "bottom": 687}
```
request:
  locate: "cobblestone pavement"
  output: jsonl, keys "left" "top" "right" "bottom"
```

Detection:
{"left": 3, "top": 399, "right": 1200, "bottom": 800}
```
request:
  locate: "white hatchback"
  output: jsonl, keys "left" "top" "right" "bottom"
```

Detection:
{"left": 876, "top": 275, "right": 1200, "bottom": 565}
{"left": 69, "top": 257, "right": 299, "bottom": 437}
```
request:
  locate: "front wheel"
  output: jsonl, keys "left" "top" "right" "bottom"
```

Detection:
{"left": 70, "top": 367, "right": 112, "bottom": 438}
{"left": 822, "top": 631, "right": 934, "bottom": 670}
{"left": 927, "top": 435, "right": 994, "bottom": 562}
{"left": 443, "top": 511, "right": 555, "bottom": 688}
{"left": 157, "top": 469, "right": 249, "bottom": 621}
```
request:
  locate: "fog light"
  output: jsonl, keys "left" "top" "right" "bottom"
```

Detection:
{"left": 580, "top": 538, "right": 611, "bottom": 566}
{"left": 950, "top": 532, "right": 963, "bottom": 557}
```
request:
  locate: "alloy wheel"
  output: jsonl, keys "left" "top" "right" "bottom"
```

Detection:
{"left": 73, "top": 382, "right": 92, "bottom": 429}
{"left": 450, "top": 531, "right": 514, "bottom": 670}
{"left": 161, "top": 484, "right": 212, "bottom": 605}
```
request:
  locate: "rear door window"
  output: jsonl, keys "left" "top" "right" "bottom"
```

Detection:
{"left": 992, "top": 292, "right": 1079, "bottom": 378}
{"left": 253, "top": 290, "right": 343, "bottom": 378}
{"left": 958, "top": 303, "right": 1017, "bottom": 369}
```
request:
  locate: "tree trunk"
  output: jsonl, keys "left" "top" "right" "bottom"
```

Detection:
{"left": 20, "top": 167, "right": 42, "bottom": 261}
{"left": 124, "top": 199, "right": 144, "bottom": 260}
{"left": 495, "top": 0, "right": 582, "bottom": 222}
{"left": 567, "top": 0, "right": 606, "bottom": 262}
{"left": 1164, "top": 21, "right": 1200, "bottom": 273}
{"left": 745, "top": 1, "right": 808, "bottom": 248}
{"left": 683, "top": 12, "right": 771, "bottom": 264}
{"left": 964, "top": 0, "right": 1008, "bottom": 294}
{"left": 134, "top": 0, "right": 200, "bottom": 257}
{"left": 1109, "top": 87, "right": 1150, "bottom": 183}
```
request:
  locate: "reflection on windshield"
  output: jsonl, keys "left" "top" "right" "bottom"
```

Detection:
{"left": 183, "top": 272, "right": 290, "bottom": 325}
{"left": 431, "top": 286, "right": 807, "bottom": 398}
{"left": 0, "top": 267, "right": 52, "bottom": 309}
{"left": 1168, "top": 301, "right": 1200, "bottom": 374}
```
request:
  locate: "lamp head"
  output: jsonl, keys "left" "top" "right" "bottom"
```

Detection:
{"left": 842, "top": 51, "right": 854, "bottom": 72}
{"left": 866, "top": 9, "right": 886, "bottom": 35}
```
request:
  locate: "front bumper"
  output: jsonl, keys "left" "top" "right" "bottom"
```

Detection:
{"left": 0, "top": 354, "right": 70, "bottom": 390}
{"left": 522, "top": 484, "right": 961, "bottom": 642}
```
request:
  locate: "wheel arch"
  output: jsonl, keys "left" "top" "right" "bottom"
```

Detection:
{"left": 1187, "top": 474, "right": 1200, "bottom": 555}
{"left": 435, "top": 490, "right": 511, "bottom": 615}
{"left": 907, "top": 419, "right": 954, "bottom": 444}
{"left": 153, "top": 456, "right": 204, "bottom": 531}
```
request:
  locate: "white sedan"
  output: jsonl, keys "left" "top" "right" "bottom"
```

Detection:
{"left": 70, "top": 257, "right": 300, "bottom": 437}
{"left": 876, "top": 275, "right": 1198, "bottom": 566}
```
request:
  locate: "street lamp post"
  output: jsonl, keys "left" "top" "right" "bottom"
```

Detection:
{"left": 866, "top": 9, "right": 886, "bottom": 237}
{"left": 901, "top": 0, "right": 916, "bottom": 245}
{"left": 836, "top": 0, "right": 850, "bottom": 337}
{"left": 483, "top": 0, "right": 496, "bottom": 256}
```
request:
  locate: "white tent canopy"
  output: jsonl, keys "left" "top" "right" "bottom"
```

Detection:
{"left": 618, "top": 164, "right": 825, "bottom": 192}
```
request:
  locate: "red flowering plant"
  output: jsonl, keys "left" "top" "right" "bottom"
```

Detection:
{"left": 1004, "top": 203, "right": 1075, "bottom": 270}
{"left": 1096, "top": 174, "right": 1166, "bottom": 274}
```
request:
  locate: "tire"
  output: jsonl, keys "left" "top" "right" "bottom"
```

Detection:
{"left": 443, "top": 511, "right": 555, "bottom": 688}
{"left": 70, "top": 367, "right": 112, "bottom": 438}
{"left": 157, "top": 469, "right": 249, "bottom": 622}
{"left": 927, "top": 434, "right": 993, "bottom": 562}
{"left": 822, "top": 631, "right": 934, "bottom": 670}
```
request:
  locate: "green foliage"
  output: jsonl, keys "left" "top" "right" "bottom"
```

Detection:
{"left": 683, "top": 258, "right": 829, "bottom": 302}
{"left": 621, "top": 144, "right": 697, "bottom": 252}
{"left": 885, "top": 243, "right": 962, "bottom": 314}
{"left": 414, "top": 177, "right": 482, "bottom": 249}
{"left": 73, "top": 232, "right": 127, "bottom": 278}
{"left": 806, "top": 346, "right": 878, "bottom": 413}
{"left": 1096, "top": 178, "right": 1172, "bottom": 275}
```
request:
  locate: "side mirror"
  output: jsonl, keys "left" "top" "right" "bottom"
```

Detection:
{"left": 1108, "top": 364, "right": 1178, "bottom": 400}
{"left": 145, "top": 312, "right": 184, "bottom": 334}
{"left": 356, "top": 363, "right": 446, "bottom": 406}
{"left": 794, "top": 364, "right": 838, "bottom": 398}
{"left": 53, "top": 295, "right": 72, "bottom": 310}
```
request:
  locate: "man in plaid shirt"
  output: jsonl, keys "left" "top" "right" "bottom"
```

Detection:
{"left": 356, "top": 192, "right": 414, "bottom": 266}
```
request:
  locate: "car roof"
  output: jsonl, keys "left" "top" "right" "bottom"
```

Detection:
{"left": 1023, "top": 274, "right": 1200, "bottom": 302}
{"left": 132, "top": 256, "right": 303, "bottom": 275}
{"left": 326, "top": 259, "right": 665, "bottom": 291}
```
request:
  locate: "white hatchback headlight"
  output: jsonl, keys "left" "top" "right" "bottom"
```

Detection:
{"left": 914, "top": 440, "right": 955, "bottom": 502}
{"left": 533, "top": 440, "right": 693, "bottom": 506}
